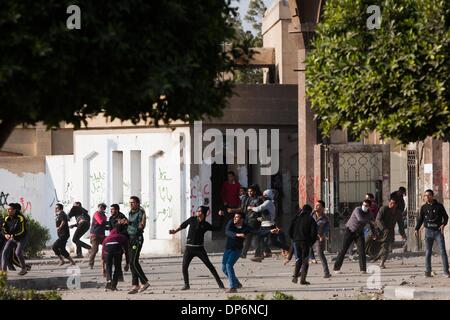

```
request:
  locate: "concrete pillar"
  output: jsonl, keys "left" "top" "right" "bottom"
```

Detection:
{"left": 442, "top": 142, "right": 450, "bottom": 209}
{"left": 35, "top": 125, "right": 52, "bottom": 156}
{"left": 297, "top": 49, "right": 317, "bottom": 206}
{"left": 441, "top": 142, "right": 450, "bottom": 252}
{"left": 288, "top": 0, "right": 324, "bottom": 207}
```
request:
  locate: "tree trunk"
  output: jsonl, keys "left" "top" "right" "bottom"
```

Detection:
{"left": 0, "top": 119, "right": 17, "bottom": 149}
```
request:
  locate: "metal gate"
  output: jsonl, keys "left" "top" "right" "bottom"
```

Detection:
{"left": 323, "top": 144, "right": 390, "bottom": 252}
{"left": 406, "top": 149, "right": 422, "bottom": 251}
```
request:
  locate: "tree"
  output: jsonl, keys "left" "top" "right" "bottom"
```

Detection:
{"left": 0, "top": 0, "right": 241, "bottom": 148}
{"left": 230, "top": 0, "right": 268, "bottom": 84}
{"left": 306, "top": 0, "right": 450, "bottom": 144}
{"left": 244, "top": 0, "right": 267, "bottom": 47}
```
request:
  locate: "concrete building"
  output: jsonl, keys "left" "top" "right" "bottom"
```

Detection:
{"left": 0, "top": 85, "right": 298, "bottom": 254}
{"left": 282, "top": 0, "right": 450, "bottom": 251}
{"left": 1, "top": 0, "right": 448, "bottom": 256}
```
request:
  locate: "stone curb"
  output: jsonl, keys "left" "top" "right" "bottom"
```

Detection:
{"left": 384, "top": 286, "right": 450, "bottom": 299}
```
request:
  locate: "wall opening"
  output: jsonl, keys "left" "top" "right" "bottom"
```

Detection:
{"left": 130, "top": 150, "right": 142, "bottom": 199}
{"left": 112, "top": 151, "right": 123, "bottom": 204}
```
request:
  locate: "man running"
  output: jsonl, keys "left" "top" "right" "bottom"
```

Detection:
{"left": 169, "top": 206, "right": 225, "bottom": 290}
{"left": 89, "top": 203, "right": 108, "bottom": 269}
{"left": 1, "top": 203, "right": 28, "bottom": 275}
{"left": 223, "top": 212, "right": 252, "bottom": 293}
{"left": 333, "top": 199, "right": 376, "bottom": 274}
{"left": 53, "top": 204, "right": 76, "bottom": 266}
{"left": 364, "top": 193, "right": 380, "bottom": 259}
{"left": 250, "top": 189, "right": 289, "bottom": 262}
{"left": 127, "top": 196, "right": 150, "bottom": 294}
{"left": 69, "top": 202, "right": 91, "bottom": 258}
{"left": 372, "top": 195, "right": 407, "bottom": 269}
{"left": 312, "top": 200, "right": 331, "bottom": 278}
{"left": 102, "top": 227, "right": 130, "bottom": 291}
{"left": 288, "top": 204, "right": 317, "bottom": 285}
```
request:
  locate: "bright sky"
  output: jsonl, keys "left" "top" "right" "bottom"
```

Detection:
{"left": 232, "top": 0, "right": 273, "bottom": 33}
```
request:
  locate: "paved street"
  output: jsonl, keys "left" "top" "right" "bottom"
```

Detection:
{"left": 7, "top": 249, "right": 450, "bottom": 300}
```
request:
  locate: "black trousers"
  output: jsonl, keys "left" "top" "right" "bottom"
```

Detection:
{"left": 293, "top": 241, "right": 311, "bottom": 283}
{"left": 130, "top": 236, "right": 148, "bottom": 286}
{"left": 241, "top": 219, "right": 260, "bottom": 257}
{"left": 333, "top": 228, "right": 366, "bottom": 272}
{"left": 72, "top": 222, "right": 91, "bottom": 256}
{"left": 104, "top": 244, "right": 123, "bottom": 287}
{"left": 182, "top": 246, "right": 223, "bottom": 287}
{"left": 52, "top": 234, "right": 70, "bottom": 259}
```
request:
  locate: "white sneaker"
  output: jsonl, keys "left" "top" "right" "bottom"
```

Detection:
{"left": 334, "top": 270, "right": 341, "bottom": 275}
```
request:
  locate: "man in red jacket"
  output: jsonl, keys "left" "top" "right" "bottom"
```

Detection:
{"left": 220, "top": 171, "right": 241, "bottom": 229}
{"left": 89, "top": 203, "right": 108, "bottom": 269}
{"left": 102, "top": 227, "right": 129, "bottom": 291}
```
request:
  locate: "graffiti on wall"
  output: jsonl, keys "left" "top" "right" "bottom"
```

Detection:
{"left": 90, "top": 172, "right": 105, "bottom": 210}
{"left": 190, "top": 175, "right": 210, "bottom": 216}
{"left": 49, "top": 182, "right": 75, "bottom": 209}
{"left": 19, "top": 197, "right": 32, "bottom": 214}
{"left": 0, "top": 192, "right": 9, "bottom": 209}
{"left": 156, "top": 167, "right": 174, "bottom": 222}
{"left": 298, "top": 175, "right": 320, "bottom": 206}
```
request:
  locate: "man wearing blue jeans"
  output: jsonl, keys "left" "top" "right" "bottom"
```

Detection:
{"left": 415, "top": 189, "right": 449, "bottom": 277}
{"left": 222, "top": 212, "right": 251, "bottom": 293}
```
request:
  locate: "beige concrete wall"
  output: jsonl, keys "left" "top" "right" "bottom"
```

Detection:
{"left": 330, "top": 129, "right": 347, "bottom": 144}
{"left": 0, "top": 156, "right": 45, "bottom": 175}
{"left": 262, "top": 0, "right": 297, "bottom": 84}
{"left": 390, "top": 147, "right": 408, "bottom": 192}
{"left": 210, "top": 84, "right": 297, "bottom": 126}
{"left": 263, "top": 22, "right": 283, "bottom": 83}
{"left": 281, "top": 21, "right": 298, "bottom": 84}
{"left": 2, "top": 128, "right": 36, "bottom": 156}
{"left": 51, "top": 129, "right": 74, "bottom": 155}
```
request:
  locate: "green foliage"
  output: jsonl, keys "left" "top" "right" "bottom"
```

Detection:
{"left": 0, "top": 274, "right": 61, "bottom": 300}
{"left": 0, "top": 0, "right": 243, "bottom": 146}
{"left": 229, "top": 2, "right": 265, "bottom": 84}
{"left": 244, "top": 0, "right": 267, "bottom": 40}
{"left": 24, "top": 216, "right": 51, "bottom": 258}
{"left": 0, "top": 212, "right": 50, "bottom": 258}
{"left": 271, "top": 291, "right": 296, "bottom": 300}
{"left": 255, "top": 293, "right": 266, "bottom": 300}
{"left": 306, "top": 0, "right": 450, "bottom": 144}
{"left": 227, "top": 294, "right": 247, "bottom": 300}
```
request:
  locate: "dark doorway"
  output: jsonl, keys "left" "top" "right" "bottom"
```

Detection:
{"left": 211, "top": 162, "right": 228, "bottom": 240}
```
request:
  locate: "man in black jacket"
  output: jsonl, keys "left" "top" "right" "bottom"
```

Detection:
{"left": 53, "top": 204, "right": 76, "bottom": 266}
{"left": 288, "top": 204, "right": 318, "bottom": 285}
{"left": 415, "top": 189, "right": 449, "bottom": 277}
{"left": 69, "top": 202, "right": 92, "bottom": 258}
{"left": 108, "top": 204, "right": 128, "bottom": 236}
{"left": 169, "top": 206, "right": 225, "bottom": 290}
{"left": 1, "top": 203, "right": 28, "bottom": 275}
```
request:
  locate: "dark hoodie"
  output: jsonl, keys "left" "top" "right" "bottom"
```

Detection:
{"left": 289, "top": 209, "right": 318, "bottom": 246}
{"left": 102, "top": 228, "right": 130, "bottom": 264}
{"left": 416, "top": 199, "right": 449, "bottom": 231}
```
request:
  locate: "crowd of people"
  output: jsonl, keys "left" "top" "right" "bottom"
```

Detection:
{"left": 0, "top": 169, "right": 448, "bottom": 294}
